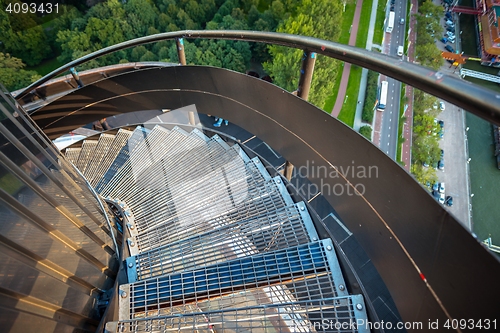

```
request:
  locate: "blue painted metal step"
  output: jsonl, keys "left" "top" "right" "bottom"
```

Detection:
{"left": 119, "top": 239, "right": 349, "bottom": 319}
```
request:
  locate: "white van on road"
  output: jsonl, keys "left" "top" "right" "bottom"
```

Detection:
{"left": 397, "top": 45, "right": 404, "bottom": 57}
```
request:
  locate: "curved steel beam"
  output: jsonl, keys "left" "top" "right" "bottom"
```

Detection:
{"left": 16, "top": 30, "right": 500, "bottom": 126}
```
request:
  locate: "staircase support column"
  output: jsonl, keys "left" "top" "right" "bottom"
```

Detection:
{"left": 285, "top": 50, "right": 317, "bottom": 181}
{"left": 176, "top": 38, "right": 187, "bottom": 65}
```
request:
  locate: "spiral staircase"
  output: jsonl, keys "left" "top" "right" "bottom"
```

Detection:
{"left": 61, "top": 125, "right": 369, "bottom": 332}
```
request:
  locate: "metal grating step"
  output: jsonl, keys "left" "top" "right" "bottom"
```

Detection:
{"left": 101, "top": 126, "right": 190, "bottom": 201}
{"left": 64, "top": 147, "right": 81, "bottom": 165}
{"left": 74, "top": 140, "right": 98, "bottom": 174}
{"left": 131, "top": 176, "right": 292, "bottom": 254}
{"left": 119, "top": 239, "right": 349, "bottom": 320}
{"left": 88, "top": 129, "right": 133, "bottom": 187}
{"left": 126, "top": 201, "right": 318, "bottom": 281}
{"left": 111, "top": 296, "right": 369, "bottom": 333}
{"left": 95, "top": 126, "right": 150, "bottom": 193}
{"left": 114, "top": 131, "right": 227, "bottom": 210}
{"left": 128, "top": 151, "right": 284, "bottom": 228}
{"left": 127, "top": 143, "right": 246, "bottom": 227}
{"left": 83, "top": 133, "right": 115, "bottom": 180}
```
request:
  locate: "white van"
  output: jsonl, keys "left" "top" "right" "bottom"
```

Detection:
{"left": 397, "top": 45, "right": 404, "bottom": 57}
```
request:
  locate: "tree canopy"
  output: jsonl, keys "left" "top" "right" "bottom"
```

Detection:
{"left": 264, "top": 0, "right": 343, "bottom": 108}
{"left": 0, "top": 0, "right": 347, "bottom": 103}
{"left": 0, "top": 53, "right": 41, "bottom": 91}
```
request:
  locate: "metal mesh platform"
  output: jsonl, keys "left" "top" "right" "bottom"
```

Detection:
{"left": 112, "top": 296, "right": 369, "bottom": 333}
{"left": 95, "top": 126, "right": 150, "bottom": 193}
{"left": 120, "top": 240, "right": 348, "bottom": 320}
{"left": 75, "top": 139, "right": 98, "bottom": 174}
{"left": 127, "top": 202, "right": 318, "bottom": 281}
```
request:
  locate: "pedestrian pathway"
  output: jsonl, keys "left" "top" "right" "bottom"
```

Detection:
{"left": 331, "top": 0, "right": 364, "bottom": 117}
{"left": 401, "top": 0, "right": 418, "bottom": 171}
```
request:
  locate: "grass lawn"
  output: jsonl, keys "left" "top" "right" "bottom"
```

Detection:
{"left": 355, "top": 0, "right": 373, "bottom": 49}
{"left": 323, "top": 62, "right": 344, "bottom": 113}
{"left": 27, "top": 57, "right": 65, "bottom": 77}
{"left": 323, "top": 3, "right": 357, "bottom": 113}
{"left": 337, "top": 65, "right": 362, "bottom": 126}
{"left": 373, "top": 0, "right": 386, "bottom": 46}
{"left": 336, "top": 0, "right": 374, "bottom": 126}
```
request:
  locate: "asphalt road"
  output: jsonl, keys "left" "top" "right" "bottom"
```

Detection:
{"left": 379, "top": 1, "right": 408, "bottom": 159}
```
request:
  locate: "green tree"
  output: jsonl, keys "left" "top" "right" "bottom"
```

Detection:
{"left": 410, "top": 164, "right": 438, "bottom": 187}
{"left": 359, "top": 126, "right": 372, "bottom": 140}
{"left": 264, "top": 0, "right": 343, "bottom": 108}
{"left": 416, "top": 43, "right": 444, "bottom": 70}
{"left": 125, "top": 0, "right": 159, "bottom": 37}
{"left": 0, "top": 2, "right": 50, "bottom": 66}
{"left": 0, "top": 53, "right": 41, "bottom": 91}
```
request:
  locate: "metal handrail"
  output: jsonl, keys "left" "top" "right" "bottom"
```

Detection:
{"left": 15, "top": 30, "right": 500, "bottom": 126}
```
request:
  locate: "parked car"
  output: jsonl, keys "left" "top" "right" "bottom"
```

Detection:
{"left": 432, "top": 191, "right": 440, "bottom": 200}
{"left": 439, "top": 182, "right": 445, "bottom": 194}
{"left": 438, "top": 120, "right": 444, "bottom": 128}
{"left": 390, "top": 5, "right": 394, "bottom": 11}
{"left": 445, "top": 196, "right": 453, "bottom": 207}
{"left": 446, "top": 26, "right": 455, "bottom": 32}
{"left": 440, "top": 37, "right": 448, "bottom": 44}
{"left": 439, "top": 193, "right": 445, "bottom": 204}
{"left": 432, "top": 183, "right": 439, "bottom": 192}
{"left": 448, "top": 36, "right": 456, "bottom": 43}
{"left": 445, "top": 45, "right": 454, "bottom": 53}
{"left": 423, "top": 160, "right": 429, "bottom": 167}
{"left": 439, "top": 130, "right": 444, "bottom": 139}
{"left": 446, "top": 31, "right": 455, "bottom": 38}
{"left": 445, "top": 12, "right": 452, "bottom": 20}
{"left": 439, "top": 101, "right": 446, "bottom": 110}
{"left": 438, "top": 160, "right": 444, "bottom": 170}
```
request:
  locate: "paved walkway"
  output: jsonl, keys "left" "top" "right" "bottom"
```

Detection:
{"left": 331, "top": 0, "right": 364, "bottom": 117}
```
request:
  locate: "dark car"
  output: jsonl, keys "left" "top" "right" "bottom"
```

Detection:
{"left": 390, "top": 5, "right": 394, "bottom": 11}
{"left": 445, "top": 45, "right": 454, "bottom": 53}
{"left": 445, "top": 12, "right": 452, "bottom": 19}
{"left": 445, "top": 196, "right": 453, "bottom": 207}
{"left": 438, "top": 120, "right": 444, "bottom": 128}
{"left": 438, "top": 160, "right": 444, "bottom": 170}
{"left": 440, "top": 37, "right": 448, "bottom": 44}
{"left": 446, "top": 26, "right": 455, "bottom": 32}
{"left": 440, "top": 149, "right": 444, "bottom": 158}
